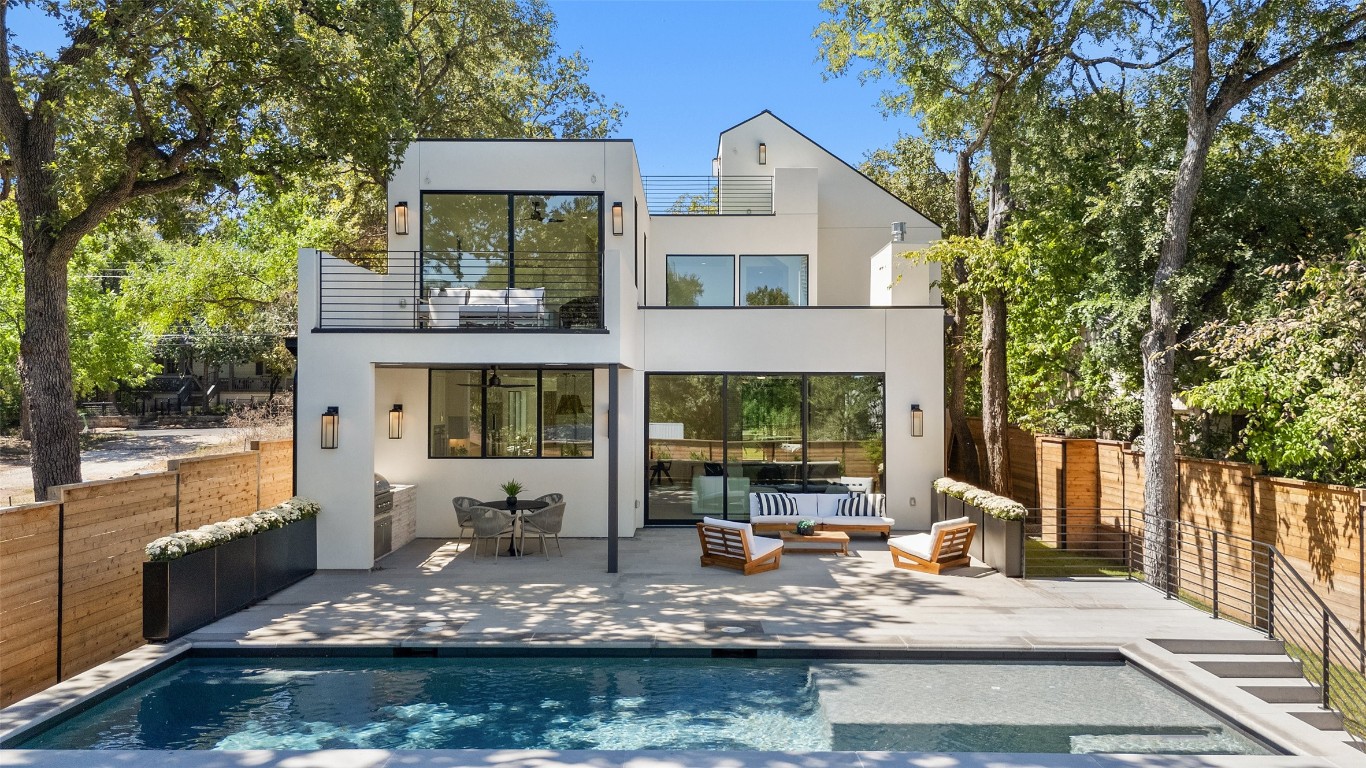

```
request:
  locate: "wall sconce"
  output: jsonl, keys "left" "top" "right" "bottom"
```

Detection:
{"left": 910, "top": 404, "right": 924, "bottom": 438}
{"left": 393, "top": 202, "right": 409, "bottom": 235}
{"left": 891, "top": 221, "right": 906, "bottom": 243}
{"left": 611, "top": 202, "right": 624, "bottom": 236}
{"left": 321, "top": 406, "right": 339, "bottom": 449}
{"left": 758, "top": 143, "right": 767, "bottom": 165}
{"left": 388, "top": 404, "right": 403, "bottom": 440}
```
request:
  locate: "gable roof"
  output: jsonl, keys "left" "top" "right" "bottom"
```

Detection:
{"left": 718, "top": 110, "right": 942, "bottom": 234}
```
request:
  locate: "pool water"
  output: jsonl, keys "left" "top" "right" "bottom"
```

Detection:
{"left": 17, "top": 657, "right": 1271, "bottom": 754}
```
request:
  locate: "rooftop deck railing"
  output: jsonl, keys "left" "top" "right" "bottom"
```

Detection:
{"left": 1025, "top": 506, "right": 1366, "bottom": 742}
{"left": 317, "top": 250, "right": 603, "bottom": 331}
{"left": 642, "top": 176, "right": 774, "bottom": 215}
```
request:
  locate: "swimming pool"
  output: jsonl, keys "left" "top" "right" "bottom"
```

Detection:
{"left": 13, "top": 656, "right": 1271, "bottom": 754}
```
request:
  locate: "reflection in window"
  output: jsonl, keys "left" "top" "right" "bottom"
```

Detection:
{"left": 647, "top": 375, "right": 727, "bottom": 522}
{"left": 543, "top": 370, "right": 593, "bottom": 457}
{"left": 741, "top": 255, "right": 807, "bottom": 306}
{"left": 665, "top": 255, "right": 734, "bottom": 306}
{"left": 428, "top": 369, "right": 593, "bottom": 458}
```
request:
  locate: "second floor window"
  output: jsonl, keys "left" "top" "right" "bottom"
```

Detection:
{"left": 665, "top": 254, "right": 808, "bottom": 306}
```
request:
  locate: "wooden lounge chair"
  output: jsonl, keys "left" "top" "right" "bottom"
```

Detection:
{"left": 888, "top": 517, "right": 977, "bottom": 574}
{"left": 696, "top": 517, "right": 784, "bottom": 575}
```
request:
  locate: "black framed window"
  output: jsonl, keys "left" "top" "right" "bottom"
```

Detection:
{"left": 645, "top": 373, "right": 885, "bottom": 523}
{"left": 665, "top": 255, "right": 734, "bottom": 306}
{"left": 429, "top": 368, "right": 593, "bottom": 458}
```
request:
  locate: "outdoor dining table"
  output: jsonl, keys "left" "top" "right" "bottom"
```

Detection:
{"left": 480, "top": 499, "right": 549, "bottom": 556}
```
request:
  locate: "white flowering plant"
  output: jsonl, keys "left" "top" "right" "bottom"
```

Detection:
{"left": 145, "top": 497, "right": 320, "bottom": 562}
{"left": 931, "top": 477, "right": 1027, "bottom": 521}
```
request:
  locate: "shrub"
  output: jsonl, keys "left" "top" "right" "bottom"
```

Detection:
{"left": 931, "top": 477, "right": 1027, "bottom": 521}
{"left": 145, "top": 496, "right": 320, "bottom": 562}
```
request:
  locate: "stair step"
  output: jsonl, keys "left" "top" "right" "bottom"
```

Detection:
{"left": 1291, "top": 710, "right": 1345, "bottom": 731}
{"left": 1241, "top": 684, "right": 1323, "bottom": 704}
{"left": 1194, "top": 659, "right": 1303, "bottom": 678}
{"left": 1152, "top": 638, "right": 1285, "bottom": 655}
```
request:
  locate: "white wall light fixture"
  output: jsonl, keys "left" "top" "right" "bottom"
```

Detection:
{"left": 393, "top": 202, "right": 409, "bottom": 235}
{"left": 611, "top": 202, "right": 624, "bottom": 236}
{"left": 758, "top": 142, "right": 767, "bottom": 165}
{"left": 388, "top": 404, "right": 403, "bottom": 439}
{"left": 322, "top": 406, "right": 340, "bottom": 449}
{"left": 910, "top": 404, "right": 924, "bottom": 437}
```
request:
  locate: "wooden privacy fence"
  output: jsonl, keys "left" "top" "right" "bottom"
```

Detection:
{"left": 958, "top": 421, "right": 1366, "bottom": 639}
{"left": 0, "top": 438, "right": 293, "bottom": 708}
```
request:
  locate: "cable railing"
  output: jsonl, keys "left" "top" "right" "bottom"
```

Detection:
{"left": 1024, "top": 506, "right": 1366, "bottom": 741}
{"left": 317, "top": 250, "right": 603, "bottom": 330}
{"left": 642, "top": 176, "right": 774, "bottom": 215}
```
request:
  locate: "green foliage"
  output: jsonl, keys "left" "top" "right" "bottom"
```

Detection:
{"left": 859, "top": 135, "right": 961, "bottom": 231}
{"left": 744, "top": 286, "right": 793, "bottom": 306}
{"left": 1185, "top": 235, "right": 1366, "bottom": 485}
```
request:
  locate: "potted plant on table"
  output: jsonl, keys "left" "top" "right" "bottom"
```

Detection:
{"left": 794, "top": 519, "right": 818, "bottom": 536}
{"left": 501, "top": 479, "right": 525, "bottom": 508}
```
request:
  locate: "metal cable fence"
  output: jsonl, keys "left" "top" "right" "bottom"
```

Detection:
{"left": 1024, "top": 506, "right": 1366, "bottom": 740}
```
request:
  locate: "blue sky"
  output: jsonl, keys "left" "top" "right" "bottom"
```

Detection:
{"left": 548, "top": 0, "right": 905, "bottom": 174}
{"left": 6, "top": 1, "right": 908, "bottom": 175}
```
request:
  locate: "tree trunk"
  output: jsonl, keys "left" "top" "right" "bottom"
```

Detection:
{"left": 980, "top": 143, "right": 1013, "bottom": 498}
{"left": 9, "top": 101, "right": 83, "bottom": 500}
{"left": 1143, "top": 99, "right": 1217, "bottom": 585}
{"left": 947, "top": 150, "right": 980, "bottom": 482}
{"left": 18, "top": 393, "right": 31, "bottom": 442}
{"left": 19, "top": 240, "right": 83, "bottom": 500}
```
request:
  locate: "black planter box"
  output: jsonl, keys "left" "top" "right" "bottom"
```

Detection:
{"left": 933, "top": 490, "right": 1024, "bottom": 577}
{"left": 143, "top": 547, "right": 217, "bottom": 642}
{"left": 215, "top": 536, "right": 256, "bottom": 615}
{"left": 144, "top": 517, "right": 317, "bottom": 643}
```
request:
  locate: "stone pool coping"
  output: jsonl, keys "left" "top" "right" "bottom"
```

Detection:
{"left": 0, "top": 639, "right": 1360, "bottom": 767}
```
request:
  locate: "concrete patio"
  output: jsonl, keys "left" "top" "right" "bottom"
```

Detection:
{"left": 4, "top": 529, "right": 1364, "bottom": 768}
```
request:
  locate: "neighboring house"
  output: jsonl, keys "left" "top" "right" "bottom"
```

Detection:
{"left": 296, "top": 111, "right": 944, "bottom": 570}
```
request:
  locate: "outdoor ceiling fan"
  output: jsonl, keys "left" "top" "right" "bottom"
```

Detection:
{"left": 457, "top": 366, "right": 534, "bottom": 389}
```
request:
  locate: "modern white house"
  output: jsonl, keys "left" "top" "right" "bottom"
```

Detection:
{"left": 296, "top": 111, "right": 944, "bottom": 570}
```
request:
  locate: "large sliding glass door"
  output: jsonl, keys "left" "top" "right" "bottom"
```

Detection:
{"left": 645, "top": 373, "right": 885, "bottom": 525}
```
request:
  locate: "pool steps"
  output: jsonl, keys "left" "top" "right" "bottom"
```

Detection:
{"left": 1151, "top": 637, "right": 1363, "bottom": 754}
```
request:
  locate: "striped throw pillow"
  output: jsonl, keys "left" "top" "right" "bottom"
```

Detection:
{"left": 836, "top": 494, "right": 885, "bottom": 517}
{"left": 753, "top": 493, "right": 799, "bottom": 516}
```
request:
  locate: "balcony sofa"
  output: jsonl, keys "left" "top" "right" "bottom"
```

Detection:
{"left": 748, "top": 492, "right": 894, "bottom": 538}
{"left": 426, "top": 287, "right": 548, "bottom": 327}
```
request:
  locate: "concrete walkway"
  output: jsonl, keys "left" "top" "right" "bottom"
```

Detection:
{"left": 3, "top": 530, "right": 1363, "bottom": 768}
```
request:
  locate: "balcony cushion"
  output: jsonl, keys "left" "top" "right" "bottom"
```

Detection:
{"left": 506, "top": 287, "right": 545, "bottom": 306}
{"left": 835, "top": 494, "right": 886, "bottom": 517}
{"left": 752, "top": 493, "right": 798, "bottom": 516}
{"left": 431, "top": 287, "right": 470, "bottom": 304}
{"left": 467, "top": 288, "right": 508, "bottom": 306}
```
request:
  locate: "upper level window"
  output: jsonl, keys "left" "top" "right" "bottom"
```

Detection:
{"left": 429, "top": 368, "right": 593, "bottom": 458}
{"left": 664, "top": 254, "right": 808, "bottom": 306}
{"left": 741, "top": 255, "right": 807, "bottom": 306}
{"left": 421, "top": 193, "right": 603, "bottom": 329}
{"left": 666, "top": 255, "right": 734, "bottom": 306}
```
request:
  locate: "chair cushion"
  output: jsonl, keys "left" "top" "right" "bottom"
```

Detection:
{"left": 888, "top": 532, "right": 934, "bottom": 560}
{"left": 836, "top": 494, "right": 886, "bottom": 517}
{"left": 506, "top": 287, "right": 545, "bottom": 306}
{"left": 749, "top": 535, "right": 784, "bottom": 558}
{"left": 702, "top": 516, "right": 755, "bottom": 551}
{"left": 467, "top": 288, "right": 508, "bottom": 306}
{"left": 751, "top": 493, "right": 798, "bottom": 516}
{"left": 815, "top": 494, "right": 849, "bottom": 518}
{"left": 931, "top": 516, "right": 972, "bottom": 535}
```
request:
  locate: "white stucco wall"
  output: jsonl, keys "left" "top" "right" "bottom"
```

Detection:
{"left": 715, "top": 112, "right": 940, "bottom": 306}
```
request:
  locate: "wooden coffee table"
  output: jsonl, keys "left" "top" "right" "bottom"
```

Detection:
{"left": 779, "top": 530, "right": 850, "bottom": 556}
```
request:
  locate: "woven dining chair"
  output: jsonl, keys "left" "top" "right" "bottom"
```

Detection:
{"left": 468, "top": 506, "right": 516, "bottom": 560}
{"left": 534, "top": 492, "right": 564, "bottom": 505}
{"left": 451, "top": 496, "right": 483, "bottom": 548}
{"left": 519, "top": 501, "right": 566, "bottom": 559}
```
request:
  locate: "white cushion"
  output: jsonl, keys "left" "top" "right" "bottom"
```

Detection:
{"left": 792, "top": 494, "right": 820, "bottom": 517}
{"left": 467, "top": 288, "right": 508, "bottom": 306}
{"left": 931, "top": 516, "right": 972, "bottom": 535}
{"left": 815, "top": 495, "right": 849, "bottom": 518}
{"left": 888, "top": 533, "right": 934, "bottom": 560}
{"left": 840, "top": 476, "right": 874, "bottom": 493}
{"left": 749, "top": 535, "right": 784, "bottom": 558}
{"left": 749, "top": 514, "right": 802, "bottom": 525}
{"left": 506, "top": 287, "right": 545, "bottom": 306}
{"left": 702, "top": 516, "right": 752, "bottom": 549}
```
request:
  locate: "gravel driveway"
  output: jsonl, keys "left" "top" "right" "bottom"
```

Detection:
{"left": 0, "top": 427, "right": 246, "bottom": 505}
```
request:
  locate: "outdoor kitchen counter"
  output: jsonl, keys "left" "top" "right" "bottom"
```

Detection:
{"left": 390, "top": 484, "right": 417, "bottom": 554}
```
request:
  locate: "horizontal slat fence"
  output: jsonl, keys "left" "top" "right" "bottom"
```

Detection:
{"left": 0, "top": 439, "right": 294, "bottom": 708}
{"left": 958, "top": 422, "right": 1366, "bottom": 641}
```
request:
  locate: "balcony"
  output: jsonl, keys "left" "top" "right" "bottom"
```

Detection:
{"left": 642, "top": 176, "right": 774, "bottom": 215}
{"left": 316, "top": 250, "right": 603, "bottom": 331}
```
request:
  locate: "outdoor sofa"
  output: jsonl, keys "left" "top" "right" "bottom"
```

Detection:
{"left": 747, "top": 492, "right": 894, "bottom": 538}
{"left": 425, "top": 286, "right": 548, "bottom": 327}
